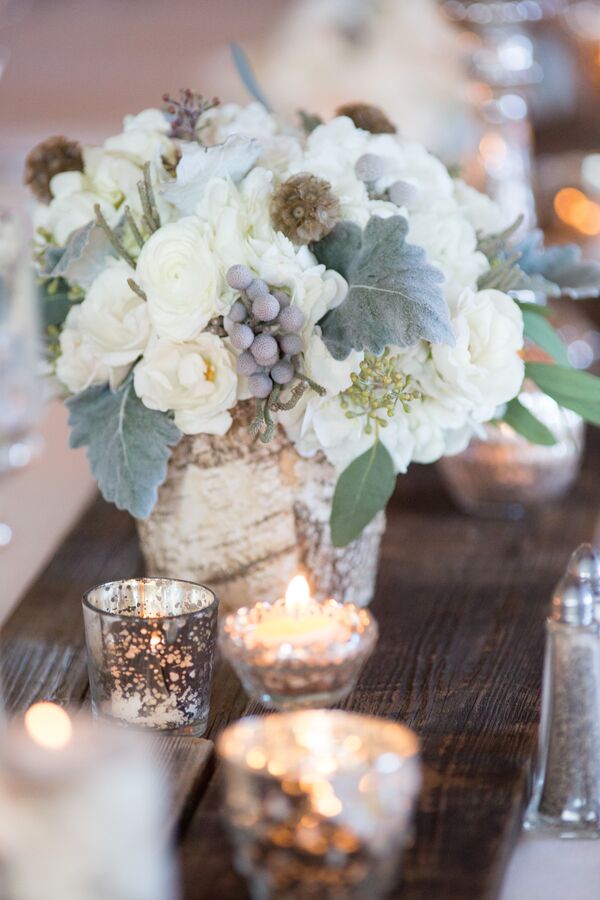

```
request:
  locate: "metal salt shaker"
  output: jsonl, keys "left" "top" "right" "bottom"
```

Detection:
{"left": 524, "top": 544, "right": 600, "bottom": 838}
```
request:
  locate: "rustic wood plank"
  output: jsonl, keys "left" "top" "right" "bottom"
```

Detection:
{"left": 148, "top": 734, "right": 214, "bottom": 838}
{"left": 179, "top": 435, "right": 600, "bottom": 900}
{"left": 5, "top": 434, "right": 600, "bottom": 899}
{"left": 0, "top": 638, "right": 89, "bottom": 711}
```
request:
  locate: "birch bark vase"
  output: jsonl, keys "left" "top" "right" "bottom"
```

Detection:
{"left": 136, "top": 404, "right": 385, "bottom": 612}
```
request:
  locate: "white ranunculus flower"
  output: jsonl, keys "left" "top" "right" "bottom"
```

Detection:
{"left": 136, "top": 217, "right": 224, "bottom": 341}
{"left": 429, "top": 288, "right": 525, "bottom": 422}
{"left": 77, "top": 261, "right": 150, "bottom": 367}
{"left": 56, "top": 305, "right": 127, "bottom": 393}
{"left": 133, "top": 333, "right": 237, "bottom": 435}
{"left": 453, "top": 179, "right": 506, "bottom": 237}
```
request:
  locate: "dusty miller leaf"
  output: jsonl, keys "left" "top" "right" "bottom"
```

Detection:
{"left": 67, "top": 380, "right": 181, "bottom": 519}
{"left": 161, "top": 136, "right": 260, "bottom": 215}
{"left": 46, "top": 221, "right": 117, "bottom": 289}
{"left": 313, "top": 216, "right": 452, "bottom": 361}
{"left": 331, "top": 441, "right": 396, "bottom": 547}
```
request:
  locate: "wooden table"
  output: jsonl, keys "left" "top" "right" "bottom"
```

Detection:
{"left": 3, "top": 433, "right": 599, "bottom": 900}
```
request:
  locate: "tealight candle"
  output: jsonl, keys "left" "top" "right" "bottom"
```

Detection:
{"left": 0, "top": 703, "right": 177, "bottom": 900}
{"left": 219, "top": 575, "right": 377, "bottom": 709}
{"left": 82, "top": 578, "right": 218, "bottom": 735}
{"left": 218, "top": 710, "right": 422, "bottom": 900}
{"left": 248, "top": 576, "right": 351, "bottom": 649}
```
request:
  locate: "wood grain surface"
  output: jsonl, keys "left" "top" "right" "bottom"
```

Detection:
{"left": 3, "top": 434, "right": 600, "bottom": 899}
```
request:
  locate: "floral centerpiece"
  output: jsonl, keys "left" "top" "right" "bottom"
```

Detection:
{"left": 25, "top": 65, "right": 600, "bottom": 610}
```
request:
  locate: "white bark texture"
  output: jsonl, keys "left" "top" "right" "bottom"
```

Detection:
{"left": 137, "top": 404, "right": 385, "bottom": 612}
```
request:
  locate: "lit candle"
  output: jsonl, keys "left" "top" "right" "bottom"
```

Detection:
{"left": 219, "top": 576, "right": 378, "bottom": 710}
{"left": 249, "top": 576, "right": 350, "bottom": 649}
{"left": 218, "top": 711, "right": 422, "bottom": 899}
{"left": 0, "top": 703, "right": 177, "bottom": 900}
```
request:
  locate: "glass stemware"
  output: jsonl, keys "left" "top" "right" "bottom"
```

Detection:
{"left": 0, "top": 207, "right": 43, "bottom": 546}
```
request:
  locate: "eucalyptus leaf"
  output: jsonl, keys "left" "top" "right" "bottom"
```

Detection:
{"left": 502, "top": 398, "right": 557, "bottom": 446}
{"left": 314, "top": 216, "right": 452, "bottom": 361}
{"left": 230, "top": 42, "right": 273, "bottom": 111}
{"left": 330, "top": 441, "right": 396, "bottom": 548}
{"left": 161, "top": 136, "right": 260, "bottom": 215}
{"left": 525, "top": 362, "right": 600, "bottom": 426}
{"left": 521, "top": 307, "right": 570, "bottom": 366}
{"left": 67, "top": 380, "right": 181, "bottom": 519}
{"left": 48, "top": 221, "right": 117, "bottom": 289}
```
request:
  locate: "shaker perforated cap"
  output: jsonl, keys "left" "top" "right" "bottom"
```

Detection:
{"left": 552, "top": 544, "right": 600, "bottom": 625}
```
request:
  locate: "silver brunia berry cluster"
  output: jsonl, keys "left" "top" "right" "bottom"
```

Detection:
{"left": 224, "top": 264, "right": 324, "bottom": 441}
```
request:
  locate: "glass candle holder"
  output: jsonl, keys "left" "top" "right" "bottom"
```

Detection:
{"left": 218, "top": 710, "right": 422, "bottom": 900}
{"left": 219, "top": 596, "right": 377, "bottom": 710}
{"left": 82, "top": 578, "right": 218, "bottom": 737}
{"left": 438, "top": 391, "right": 584, "bottom": 519}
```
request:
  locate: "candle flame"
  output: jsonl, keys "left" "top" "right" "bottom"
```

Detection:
{"left": 24, "top": 703, "right": 73, "bottom": 751}
{"left": 285, "top": 575, "right": 311, "bottom": 617}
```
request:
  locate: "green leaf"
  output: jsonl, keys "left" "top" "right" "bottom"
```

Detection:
{"left": 38, "top": 278, "right": 73, "bottom": 329}
{"left": 314, "top": 216, "right": 453, "bottom": 361}
{"left": 230, "top": 42, "right": 272, "bottom": 111}
{"left": 503, "top": 398, "right": 557, "bottom": 446}
{"left": 525, "top": 363, "right": 600, "bottom": 426}
{"left": 330, "top": 441, "right": 396, "bottom": 548}
{"left": 67, "top": 380, "right": 181, "bottom": 518}
{"left": 521, "top": 308, "right": 570, "bottom": 366}
{"left": 516, "top": 301, "right": 552, "bottom": 318}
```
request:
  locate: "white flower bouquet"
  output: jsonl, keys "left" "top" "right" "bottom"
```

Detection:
{"left": 26, "top": 70, "right": 600, "bottom": 551}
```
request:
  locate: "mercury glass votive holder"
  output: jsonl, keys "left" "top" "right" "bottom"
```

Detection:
{"left": 82, "top": 578, "right": 218, "bottom": 736}
{"left": 219, "top": 600, "right": 378, "bottom": 710}
{"left": 218, "top": 710, "right": 422, "bottom": 900}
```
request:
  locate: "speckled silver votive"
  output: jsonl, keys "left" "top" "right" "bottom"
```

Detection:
{"left": 82, "top": 578, "right": 218, "bottom": 736}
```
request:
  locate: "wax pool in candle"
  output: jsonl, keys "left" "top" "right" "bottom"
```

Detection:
{"left": 251, "top": 576, "right": 350, "bottom": 648}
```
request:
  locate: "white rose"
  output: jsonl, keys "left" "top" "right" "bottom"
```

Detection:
{"left": 136, "top": 217, "right": 224, "bottom": 341}
{"left": 200, "top": 102, "right": 303, "bottom": 174}
{"left": 303, "top": 333, "right": 363, "bottom": 395}
{"left": 133, "top": 333, "right": 237, "bottom": 435}
{"left": 56, "top": 305, "right": 127, "bottom": 393}
{"left": 44, "top": 172, "right": 116, "bottom": 246}
{"left": 83, "top": 147, "right": 145, "bottom": 208}
{"left": 77, "top": 261, "right": 150, "bottom": 367}
{"left": 106, "top": 108, "right": 172, "bottom": 164}
{"left": 408, "top": 202, "right": 489, "bottom": 304}
{"left": 453, "top": 179, "right": 506, "bottom": 237}
{"left": 429, "top": 288, "right": 525, "bottom": 422}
